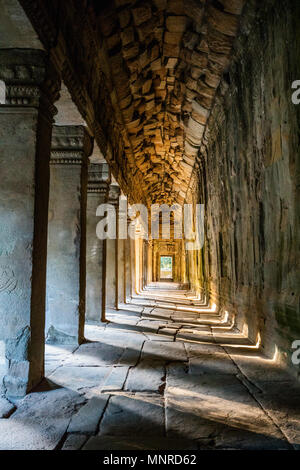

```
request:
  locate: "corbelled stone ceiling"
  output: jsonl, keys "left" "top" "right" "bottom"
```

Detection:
{"left": 92, "top": 0, "right": 245, "bottom": 205}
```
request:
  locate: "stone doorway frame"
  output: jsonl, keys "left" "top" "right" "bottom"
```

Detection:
{"left": 159, "top": 254, "right": 174, "bottom": 281}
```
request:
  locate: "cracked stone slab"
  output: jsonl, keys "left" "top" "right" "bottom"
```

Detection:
{"left": 166, "top": 395, "right": 223, "bottom": 440}
{"left": 45, "top": 344, "right": 77, "bottom": 376}
{"left": 158, "top": 327, "right": 177, "bottom": 337}
{"left": 166, "top": 363, "right": 286, "bottom": 446}
{"left": 83, "top": 435, "right": 198, "bottom": 450}
{"left": 124, "top": 360, "right": 165, "bottom": 392}
{"left": 117, "top": 346, "right": 143, "bottom": 367}
{"left": 167, "top": 399, "right": 284, "bottom": 447}
{"left": 189, "top": 354, "right": 239, "bottom": 376}
{"left": 143, "top": 333, "right": 175, "bottom": 342}
{"left": 138, "top": 319, "right": 168, "bottom": 330}
{"left": 238, "top": 380, "right": 300, "bottom": 449}
{"left": 142, "top": 307, "right": 154, "bottom": 314}
{"left": 185, "top": 342, "right": 224, "bottom": 358}
{"left": 142, "top": 341, "right": 187, "bottom": 362}
{"left": 147, "top": 308, "right": 174, "bottom": 319}
{"left": 101, "top": 366, "right": 129, "bottom": 391}
{"left": 48, "top": 366, "right": 112, "bottom": 392}
{"left": 99, "top": 394, "right": 164, "bottom": 437}
{"left": 68, "top": 395, "right": 109, "bottom": 434}
{"left": 0, "top": 388, "right": 85, "bottom": 450}
{"left": 225, "top": 352, "right": 297, "bottom": 385}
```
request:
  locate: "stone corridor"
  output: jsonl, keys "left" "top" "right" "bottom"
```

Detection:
{"left": 0, "top": 0, "right": 300, "bottom": 452}
{"left": 0, "top": 283, "right": 299, "bottom": 450}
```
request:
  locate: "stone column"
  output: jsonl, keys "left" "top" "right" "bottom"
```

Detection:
{"left": 130, "top": 237, "right": 136, "bottom": 297}
{"left": 46, "top": 125, "right": 93, "bottom": 345}
{"left": 0, "top": 49, "right": 60, "bottom": 397}
{"left": 116, "top": 200, "right": 127, "bottom": 309}
{"left": 103, "top": 184, "right": 120, "bottom": 313}
{"left": 147, "top": 238, "right": 153, "bottom": 285}
{"left": 124, "top": 217, "right": 132, "bottom": 303}
{"left": 86, "top": 162, "right": 109, "bottom": 322}
{"left": 140, "top": 239, "right": 144, "bottom": 291}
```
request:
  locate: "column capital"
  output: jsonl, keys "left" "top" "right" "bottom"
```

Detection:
{"left": 108, "top": 184, "right": 121, "bottom": 206}
{"left": 50, "top": 125, "right": 93, "bottom": 165}
{"left": 0, "top": 49, "right": 60, "bottom": 115}
{"left": 88, "top": 162, "right": 110, "bottom": 194}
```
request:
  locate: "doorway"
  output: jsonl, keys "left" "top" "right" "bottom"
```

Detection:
{"left": 160, "top": 256, "right": 173, "bottom": 280}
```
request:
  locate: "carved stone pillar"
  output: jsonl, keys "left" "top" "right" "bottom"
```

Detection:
{"left": 116, "top": 196, "right": 127, "bottom": 309}
{"left": 0, "top": 49, "right": 60, "bottom": 398}
{"left": 103, "top": 184, "right": 120, "bottom": 314}
{"left": 46, "top": 125, "right": 93, "bottom": 345}
{"left": 86, "top": 162, "right": 110, "bottom": 322}
{"left": 124, "top": 216, "right": 132, "bottom": 303}
{"left": 147, "top": 238, "right": 153, "bottom": 285}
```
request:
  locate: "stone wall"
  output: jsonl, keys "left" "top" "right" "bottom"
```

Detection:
{"left": 198, "top": 0, "right": 300, "bottom": 373}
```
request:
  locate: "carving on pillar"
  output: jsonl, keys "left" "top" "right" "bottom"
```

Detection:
{"left": 50, "top": 125, "right": 93, "bottom": 165}
{"left": 0, "top": 49, "right": 60, "bottom": 119}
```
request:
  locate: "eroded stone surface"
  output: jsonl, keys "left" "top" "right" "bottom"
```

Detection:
{"left": 0, "top": 389, "right": 85, "bottom": 450}
{"left": 0, "top": 395, "right": 15, "bottom": 418}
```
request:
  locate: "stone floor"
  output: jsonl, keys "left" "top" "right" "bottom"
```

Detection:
{"left": 0, "top": 283, "right": 299, "bottom": 450}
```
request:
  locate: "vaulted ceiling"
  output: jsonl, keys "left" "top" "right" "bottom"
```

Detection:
{"left": 18, "top": 0, "right": 245, "bottom": 205}
{"left": 92, "top": 0, "right": 245, "bottom": 205}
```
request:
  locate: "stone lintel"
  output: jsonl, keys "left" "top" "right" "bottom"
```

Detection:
{"left": 0, "top": 48, "right": 60, "bottom": 113}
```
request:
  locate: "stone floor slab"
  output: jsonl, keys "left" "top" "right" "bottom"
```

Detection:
{"left": 65, "top": 342, "right": 125, "bottom": 367}
{"left": 48, "top": 366, "right": 112, "bottom": 392}
{"left": 189, "top": 354, "right": 239, "bottom": 376}
{"left": 125, "top": 360, "right": 165, "bottom": 392}
{"left": 0, "top": 388, "right": 85, "bottom": 450}
{"left": 101, "top": 366, "right": 129, "bottom": 391}
{"left": 142, "top": 341, "right": 187, "bottom": 362}
{"left": 99, "top": 394, "right": 164, "bottom": 437}
{"left": 68, "top": 395, "right": 109, "bottom": 434}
